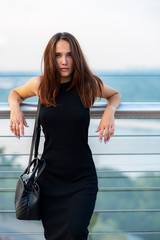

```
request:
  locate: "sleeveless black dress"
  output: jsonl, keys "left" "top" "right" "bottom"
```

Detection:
{"left": 38, "top": 80, "right": 98, "bottom": 240}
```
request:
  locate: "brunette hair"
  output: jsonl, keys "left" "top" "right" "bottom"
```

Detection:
{"left": 38, "top": 32, "right": 103, "bottom": 108}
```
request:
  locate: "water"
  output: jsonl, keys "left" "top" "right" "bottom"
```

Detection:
{"left": 0, "top": 71, "right": 160, "bottom": 102}
{"left": 98, "top": 74, "right": 160, "bottom": 102}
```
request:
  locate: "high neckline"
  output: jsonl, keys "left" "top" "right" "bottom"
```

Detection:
{"left": 60, "top": 79, "right": 72, "bottom": 91}
{"left": 60, "top": 80, "right": 72, "bottom": 85}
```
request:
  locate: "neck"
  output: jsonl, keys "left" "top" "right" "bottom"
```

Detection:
{"left": 60, "top": 76, "right": 72, "bottom": 84}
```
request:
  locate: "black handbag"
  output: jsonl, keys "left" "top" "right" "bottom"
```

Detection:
{"left": 14, "top": 100, "right": 46, "bottom": 220}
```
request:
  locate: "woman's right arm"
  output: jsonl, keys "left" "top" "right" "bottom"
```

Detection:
{"left": 8, "top": 76, "right": 41, "bottom": 138}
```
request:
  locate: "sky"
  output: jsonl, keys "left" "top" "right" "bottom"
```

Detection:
{"left": 0, "top": 0, "right": 160, "bottom": 72}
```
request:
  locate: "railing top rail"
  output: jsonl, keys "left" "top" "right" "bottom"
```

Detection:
{"left": 0, "top": 102, "right": 160, "bottom": 119}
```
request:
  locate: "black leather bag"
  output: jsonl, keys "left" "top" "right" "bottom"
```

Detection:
{"left": 14, "top": 100, "right": 46, "bottom": 220}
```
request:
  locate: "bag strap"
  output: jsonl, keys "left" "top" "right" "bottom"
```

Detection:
{"left": 24, "top": 158, "right": 46, "bottom": 183}
{"left": 27, "top": 100, "right": 41, "bottom": 174}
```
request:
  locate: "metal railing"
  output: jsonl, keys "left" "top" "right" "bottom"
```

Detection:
{"left": 0, "top": 102, "right": 160, "bottom": 240}
{"left": 1, "top": 101, "right": 160, "bottom": 118}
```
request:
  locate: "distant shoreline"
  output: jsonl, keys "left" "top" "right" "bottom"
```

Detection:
{"left": 0, "top": 69, "right": 160, "bottom": 76}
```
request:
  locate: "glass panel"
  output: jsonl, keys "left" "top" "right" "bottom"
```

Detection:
{"left": 1, "top": 135, "right": 160, "bottom": 154}
{"left": 0, "top": 114, "right": 160, "bottom": 239}
{"left": 0, "top": 212, "right": 159, "bottom": 240}
{"left": 0, "top": 213, "right": 44, "bottom": 240}
{"left": 88, "top": 233, "right": 160, "bottom": 240}
{"left": 95, "top": 191, "right": 160, "bottom": 210}
{"left": 94, "top": 155, "right": 160, "bottom": 172}
{"left": 89, "top": 212, "right": 160, "bottom": 240}
{"left": 89, "top": 119, "right": 160, "bottom": 136}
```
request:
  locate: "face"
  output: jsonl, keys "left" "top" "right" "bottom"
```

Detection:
{"left": 55, "top": 39, "right": 74, "bottom": 83}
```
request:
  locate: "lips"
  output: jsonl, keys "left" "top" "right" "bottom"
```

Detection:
{"left": 60, "top": 68, "right": 69, "bottom": 71}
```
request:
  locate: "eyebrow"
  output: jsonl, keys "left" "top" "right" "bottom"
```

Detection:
{"left": 56, "top": 52, "right": 72, "bottom": 54}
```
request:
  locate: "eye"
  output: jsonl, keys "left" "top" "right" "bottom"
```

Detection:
{"left": 56, "top": 53, "right": 60, "bottom": 57}
{"left": 67, "top": 52, "right": 72, "bottom": 57}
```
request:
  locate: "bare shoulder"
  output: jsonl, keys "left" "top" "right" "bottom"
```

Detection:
{"left": 94, "top": 77, "right": 104, "bottom": 98}
{"left": 13, "top": 76, "right": 42, "bottom": 100}
{"left": 30, "top": 76, "right": 42, "bottom": 89}
{"left": 24, "top": 76, "right": 42, "bottom": 96}
{"left": 94, "top": 76, "right": 120, "bottom": 99}
{"left": 101, "top": 82, "right": 119, "bottom": 99}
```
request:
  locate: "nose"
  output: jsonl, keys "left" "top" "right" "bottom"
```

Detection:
{"left": 62, "top": 55, "right": 67, "bottom": 65}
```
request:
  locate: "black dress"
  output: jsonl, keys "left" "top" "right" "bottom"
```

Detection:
{"left": 38, "top": 80, "right": 98, "bottom": 240}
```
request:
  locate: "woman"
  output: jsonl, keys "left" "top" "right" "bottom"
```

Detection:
{"left": 8, "top": 32, "right": 121, "bottom": 240}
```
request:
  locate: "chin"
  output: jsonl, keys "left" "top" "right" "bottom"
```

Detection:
{"left": 61, "top": 73, "right": 72, "bottom": 77}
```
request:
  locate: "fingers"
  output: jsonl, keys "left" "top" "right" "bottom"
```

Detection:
{"left": 20, "top": 122, "right": 24, "bottom": 136}
{"left": 96, "top": 125, "right": 101, "bottom": 132}
{"left": 98, "top": 124, "right": 115, "bottom": 143}
{"left": 23, "top": 117, "right": 29, "bottom": 127}
{"left": 111, "top": 125, "right": 115, "bottom": 136}
{"left": 10, "top": 119, "right": 29, "bottom": 138}
{"left": 10, "top": 119, "right": 14, "bottom": 133}
{"left": 104, "top": 127, "right": 109, "bottom": 142}
{"left": 10, "top": 121, "right": 21, "bottom": 138}
{"left": 10, "top": 109, "right": 29, "bottom": 138}
{"left": 99, "top": 128, "right": 104, "bottom": 143}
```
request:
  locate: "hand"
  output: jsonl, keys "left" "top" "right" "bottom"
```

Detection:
{"left": 96, "top": 106, "right": 115, "bottom": 143}
{"left": 10, "top": 109, "right": 29, "bottom": 138}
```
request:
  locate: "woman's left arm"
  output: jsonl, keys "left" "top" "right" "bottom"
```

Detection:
{"left": 96, "top": 82, "right": 121, "bottom": 143}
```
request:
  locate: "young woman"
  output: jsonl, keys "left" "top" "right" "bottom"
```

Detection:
{"left": 8, "top": 32, "right": 121, "bottom": 240}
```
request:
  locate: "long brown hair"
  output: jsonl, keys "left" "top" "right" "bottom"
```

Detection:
{"left": 38, "top": 32, "right": 103, "bottom": 108}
